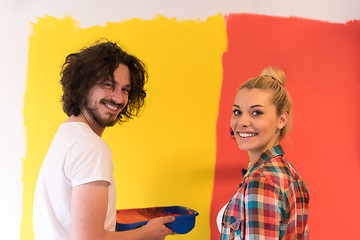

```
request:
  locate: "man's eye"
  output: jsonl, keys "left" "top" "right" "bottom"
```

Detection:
{"left": 122, "top": 88, "right": 130, "bottom": 94}
{"left": 233, "top": 109, "right": 241, "bottom": 115}
{"left": 103, "top": 82, "right": 113, "bottom": 88}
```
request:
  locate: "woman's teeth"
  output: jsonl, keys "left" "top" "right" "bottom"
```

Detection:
{"left": 239, "top": 133, "right": 257, "bottom": 138}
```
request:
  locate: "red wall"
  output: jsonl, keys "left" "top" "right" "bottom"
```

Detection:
{"left": 211, "top": 14, "right": 360, "bottom": 240}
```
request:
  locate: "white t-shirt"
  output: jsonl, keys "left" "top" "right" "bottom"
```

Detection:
{"left": 217, "top": 204, "right": 227, "bottom": 233}
{"left": 33, "top": 122, "right": 116, "bottom": 240}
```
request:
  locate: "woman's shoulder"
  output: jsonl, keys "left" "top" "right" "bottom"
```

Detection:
{"left": 250, "top": 156, "right": 295, "bottom": 190}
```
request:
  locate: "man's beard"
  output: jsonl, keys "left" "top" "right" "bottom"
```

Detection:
{"left": 84, "top": 101, "right": 121, "bottom": 128}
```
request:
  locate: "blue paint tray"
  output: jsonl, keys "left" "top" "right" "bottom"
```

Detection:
{"left": 116, "top": 206, "right": 199, "bottom": 234}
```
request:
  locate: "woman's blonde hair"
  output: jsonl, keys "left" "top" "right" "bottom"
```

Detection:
{"left": 240, "top": 66, "right": 292, "bottom": 140}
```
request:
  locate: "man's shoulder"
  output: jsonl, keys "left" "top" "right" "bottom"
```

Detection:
{"left": 54, "top": 122, "right": 109, "bottom": 151}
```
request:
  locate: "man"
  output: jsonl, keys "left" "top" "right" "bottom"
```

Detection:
{"left": 33, "top": 41, "right": 174, "bottom": 240}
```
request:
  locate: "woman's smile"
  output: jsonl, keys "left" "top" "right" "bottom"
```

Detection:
{"left": 230, "top": 88, "right": 287, "bottom": 162}
{"left": 238, "top": 132, "right": 258, "bottom": 138}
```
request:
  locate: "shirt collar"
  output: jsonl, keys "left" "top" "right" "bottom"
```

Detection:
{"left": 244, "top": 145, "right": 285, "bottom": 177}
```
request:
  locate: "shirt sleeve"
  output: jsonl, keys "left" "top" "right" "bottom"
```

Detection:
{"left": 64, "top": 138, "right": 113, "bottom": 187}
{"left": 243, "top": 176, "right": 286, "bottom": 239}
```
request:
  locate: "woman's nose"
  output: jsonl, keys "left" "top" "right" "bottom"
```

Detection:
{"left": 231, "top": 114, "right": 250, "bottom": 131}
{"left": 239, "top": 115, "right": 250, "bottom": 127}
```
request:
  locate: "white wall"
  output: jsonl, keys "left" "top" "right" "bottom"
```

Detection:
{"left": 0, "top": 0, "right": 358, "bottom": 239}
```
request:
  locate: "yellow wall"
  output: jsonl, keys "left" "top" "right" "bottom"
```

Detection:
{"left": 23, "top": 14, "right": 226, "bottom": 239}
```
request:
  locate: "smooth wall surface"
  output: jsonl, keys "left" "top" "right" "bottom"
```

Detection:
{"left": 0, "top": 1, "right": 359, "bottom": 239}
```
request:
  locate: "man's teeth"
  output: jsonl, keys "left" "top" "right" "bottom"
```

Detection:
{"left": 239, "top": 133, "right": 257, "bottom": 138}
{"left": 105, "top": 103, "right": 118, "bottom": 110}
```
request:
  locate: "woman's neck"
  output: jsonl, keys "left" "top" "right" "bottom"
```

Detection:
{"left": 248, "top": 141, "right": 280, "bottom": 165}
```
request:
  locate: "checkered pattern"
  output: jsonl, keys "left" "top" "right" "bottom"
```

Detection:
{"left": 220, "top": 145, "right": 309, "bottom": 240}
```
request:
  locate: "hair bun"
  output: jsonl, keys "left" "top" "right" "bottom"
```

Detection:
{"left": 260, "top": 66, "right": 286, "bottom": 86}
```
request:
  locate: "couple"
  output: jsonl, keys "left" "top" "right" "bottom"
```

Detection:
{"left": 33, "top": 40, "right": 309, "bottom": 240}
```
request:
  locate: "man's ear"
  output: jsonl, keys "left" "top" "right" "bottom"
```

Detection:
{"left": 278, "top": 111, "right": 288, "bottom": 130}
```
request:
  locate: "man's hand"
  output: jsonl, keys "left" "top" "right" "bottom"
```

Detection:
{"left": 141, "top": 216, "right": 176, "bottom": 240}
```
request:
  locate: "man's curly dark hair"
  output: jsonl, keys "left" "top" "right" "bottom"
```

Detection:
{"left": 60, "top": 40, "right": 147, "bottom": 123}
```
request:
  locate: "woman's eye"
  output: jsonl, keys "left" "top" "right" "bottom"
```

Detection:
{"left": 233, "top": 109, "right": 241, "bottom": 116}
{"left": 253, "top": 110, "right": 263, "bottom": 116}
{"left": 122, "top": 88, "right": 130, "bottom": 94}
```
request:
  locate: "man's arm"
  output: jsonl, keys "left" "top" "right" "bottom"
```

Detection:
{"left": 71, "top": 181, "right": 175, "bottom": 240}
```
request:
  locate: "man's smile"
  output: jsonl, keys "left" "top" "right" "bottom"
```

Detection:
{"left": 104, "top": 102, "right": 120, "bottom": 111}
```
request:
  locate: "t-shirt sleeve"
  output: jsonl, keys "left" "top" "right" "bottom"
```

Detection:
{"left": 64, "top": 138, "right": 113, "bottom": 187}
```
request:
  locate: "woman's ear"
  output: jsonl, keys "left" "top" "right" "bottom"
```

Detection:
{"left": 278, "top": 111, "right": 288, "bottom": 130}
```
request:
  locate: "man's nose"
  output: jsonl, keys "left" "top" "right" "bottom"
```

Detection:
{"left": 111, "top": 88, "right": 126, "bottom": 104}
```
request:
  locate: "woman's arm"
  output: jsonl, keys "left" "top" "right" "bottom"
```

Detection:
{"left": 244, "top": 177, "right": 285, "bottom": 239}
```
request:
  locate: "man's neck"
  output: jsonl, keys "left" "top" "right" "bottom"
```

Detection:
{"left": 66, "top": 110, "right": 105, "bottom": 137}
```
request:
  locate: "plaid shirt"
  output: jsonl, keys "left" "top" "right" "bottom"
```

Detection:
{"left": 220, "top": 145, "right": 309, "bottom": 240}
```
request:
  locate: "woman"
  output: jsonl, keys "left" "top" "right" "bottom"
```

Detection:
{"left": 219, "top": 66, "right": 309, "bottom": 239}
